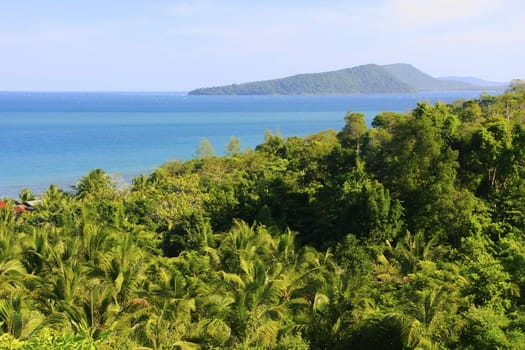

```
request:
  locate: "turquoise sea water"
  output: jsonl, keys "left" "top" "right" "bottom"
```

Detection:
{"left": 0, "top": 91, "right": 487, "bottom": 198}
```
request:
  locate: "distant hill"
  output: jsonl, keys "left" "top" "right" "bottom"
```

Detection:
{"left": 189, "top": 64, "right": 415, "bottom": 95}
{"left": 382, "top": 63, "right": 476, "bottom": 91}
{"left": 188, "top": 63, "right": 494, "bottom": 95}
{"left": 438, "top": 76, "right": 508, "bottom": 88}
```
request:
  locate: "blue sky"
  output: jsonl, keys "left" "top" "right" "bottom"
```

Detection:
{"left": 0, "top": 0, "right": 523, "bottom": 91}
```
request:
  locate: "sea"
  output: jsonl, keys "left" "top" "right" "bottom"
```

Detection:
{"left": 0, "top": 91, "right": 490, "bottom": 198}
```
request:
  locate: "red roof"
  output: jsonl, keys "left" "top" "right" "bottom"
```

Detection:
{"left": 14, "top": 205, "right": 27, "bottom": 214}
{"left": 0, "top": 201, "right": 5, "bottom": 209}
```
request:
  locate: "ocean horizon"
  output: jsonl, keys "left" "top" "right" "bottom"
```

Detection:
{"left": 0, "top": 91, "right": 491, "bottom": 198}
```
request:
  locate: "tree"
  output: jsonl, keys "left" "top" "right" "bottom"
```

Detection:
{"left": 0, "top": 294, "right": 44, "bottom": 340}
{"left": 75, "top": 169, "right": 115, "bottom": 199}
{"left": 508, "top": 79, "right": 525, "bottom": 93}
{"left": 195, "top": 137, "right": 215, "bottom": 159}
{"left": 18, "top": 188, "right": 36, "bottom": 203}
{"left": 372, "top": 102, "right": 463, "bottom": 240}
{"left": 225, "top": 136, "right": 241, "bottom": 156}
{"left": 339, "top": 111, "right": 367, "bottom": 155}
{"left": 2, "top": 91, "right": 525, "bottom": 348}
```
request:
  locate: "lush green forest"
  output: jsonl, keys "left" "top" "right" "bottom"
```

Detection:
{"left": 1, "top": 83, "right": 525, "bottom": 349}
{"left": 188, "top": 63, "right": 488, "bottom": 95}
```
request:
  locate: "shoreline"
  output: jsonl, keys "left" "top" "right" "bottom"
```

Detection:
{"left": 0, "top": 171, "right": 137, "bottom": 200}
{"left": 0, "top": 91, "right": 488, "bottom": 200}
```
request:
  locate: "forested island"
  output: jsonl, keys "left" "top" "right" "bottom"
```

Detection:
{"left": 1, "top": 83, "right": 524, "bottom": 349}
{"left": 188, "top": 63, "right": 505, "bottom": 95}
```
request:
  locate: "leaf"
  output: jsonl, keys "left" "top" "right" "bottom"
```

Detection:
{"left": 313, "top": 292, "right": 330, "bottom": 312}
{"left": 115, "top": 272, "right": 124, "bottom": 294}
{"left": 219, "top": 271, "right": 246, "bottom": 289}
{"left": 173, "top": 340, "right": 200, "bottom": 350}
{"left": 331, "top": 317, "right": 342, "bottom": 335}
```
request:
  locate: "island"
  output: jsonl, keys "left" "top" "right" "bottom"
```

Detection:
{"left": 188, "top": 63, "right": 506, "bottom": 95}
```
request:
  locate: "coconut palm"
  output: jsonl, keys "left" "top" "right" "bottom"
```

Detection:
{"left": 387, "top": 231, "right": 444, "bottom": 275}
{"left": 21, "top": 228, "right": 54, "bottom": 275}
{"left": 300, "top": 247, "right": 376, "bottom": 349}
{"left": 34, "top": 184, "right": 75, "bottom": 227}
{"left": 0, "top": 293, "right": 46, "bottom": 340}
{"left": 0, "top": 259, "right": 27, "bottom": 293}
{"left": 219, "top": 257, "right": 286, "bottom": 348}
{"left": 75, "top": 169, "right": 115, "bottom": 200}
{"left": 128, "top": 263, "right": 202, "bottom": 349}
{"left": 18, "top": 188, "right": 36, "bottom": 203}
{"left": 0, "top": 220, "right": 28, "bottom": 295}
{"left": 95, "top": 233, "right": 147, "bottom": 306}
{"left": 59, "top": 282, "right": 118, "bottom": 339}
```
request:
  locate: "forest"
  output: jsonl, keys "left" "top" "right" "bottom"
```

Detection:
{"left": 1, "top": 82, "right": 525, "bottom": 349}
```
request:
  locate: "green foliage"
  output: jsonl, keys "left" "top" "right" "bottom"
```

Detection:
{"left": 0, "top": 332, "right": 104, "bottom": 350}
{"left": 17, "top": 189, "right": 36, "bottom": 203}
{"left": 195, "top": 137, "right": 215, "bottom": 159}
{"left": 226, "top": 136, "right": 241, "bottom": 156}
{"left": 339, "top": 111, "right": 367, "bottom": 155}
{"left": 1, "top": 90, "right": 524, "bottom": 348}
{"left": 461, "top": 306, "right": 512, "bottom": 349}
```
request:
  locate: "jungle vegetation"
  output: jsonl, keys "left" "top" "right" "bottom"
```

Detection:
{"left": 0, "top": 83, "right": 524, "bottom": 349}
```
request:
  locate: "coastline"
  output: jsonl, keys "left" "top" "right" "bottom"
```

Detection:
{"left": 0, "top": 91, "right": 488, "bottom": 200}
{"left": 0, "top": 171, "right": 138, "bottom": 200}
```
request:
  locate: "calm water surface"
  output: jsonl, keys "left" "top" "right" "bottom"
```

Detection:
{"left": 0, "top": 91, "right": 487, "bottom": 197}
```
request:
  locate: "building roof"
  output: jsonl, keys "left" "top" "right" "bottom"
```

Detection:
{"left": 14, "top": 205, "right": 28, "bottom": 214}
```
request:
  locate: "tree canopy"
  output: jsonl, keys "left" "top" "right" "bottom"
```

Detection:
{"left": 0, "top": 89, "right": 524, "bottom": 349}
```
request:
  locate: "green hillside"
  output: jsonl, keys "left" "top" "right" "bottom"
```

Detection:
{"left": 189, "top": 64, "right": 416, "bottom": 95}
{"left": 189, "top": 63, "right": 485, "bottom": 95}
{"left": 382, "top": 63, "right": 476, "bottom": 91}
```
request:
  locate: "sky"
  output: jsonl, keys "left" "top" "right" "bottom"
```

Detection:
{"left": 0, "top": 0, "right": 523, "bottom": 91}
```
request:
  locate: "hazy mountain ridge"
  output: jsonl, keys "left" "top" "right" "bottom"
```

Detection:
{"left": 189, "top": 63, "right": 505, "bottom": 95}
{"left": 189, "top": 64, "right": 415, "bottom": 95}
{"left": 438, "top": 76, "right": 508, "bottom": 87}
{"left": 382, "top": 63, "right": 476, "bottom": 91}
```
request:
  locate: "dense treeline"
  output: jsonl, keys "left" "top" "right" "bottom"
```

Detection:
{"left": 1, "top": 84, "right": 525, "bottom": 349}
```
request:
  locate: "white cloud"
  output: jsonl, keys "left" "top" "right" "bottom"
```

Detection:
{"left": 1, "top": 0, "right": 523, "bottom": 89}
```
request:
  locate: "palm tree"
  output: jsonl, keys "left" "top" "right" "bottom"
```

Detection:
{"left": 206, "top": 221, "right": 312, "bottom": 348}
{"left": 300, "top": 247, "right": 376, "bottom": 349}
{"left": 60, "top": 282, "right": 118, "bottom": 339}
{"left": 128, "top": 264, "right": 202, "bottom": 349}
{"left": 387, "top": 231, "right": 443, "bottom": 275}
{"left": 96, "top": 233, "right": 147, "bottom": 306}
{"left": 35, "top": 184, "right": 75, "bottom": 227}
{"left": 75, "top": 169, "right": 115, "bottom": 199}
{"left": 0, "top": 219, "right": 28, "bottom": 295}
{"left": 18, "top": 188, "right": 36, "bottom": 203}
{"left": 34, "top": 254, "right": 85, "bottom": 313}
{"left": 196, "top": 294, "right": 234, "bottom": 346}
{"left": 21, "top": 228, "right": 53, "bottom": 275}
{"left": 0, "top": 259, "right": 29, "bottom": 296}
{"left": 218, "top": 257, "right": 285, "bottom": 348}
{"left": 0, "top": 293, "right": 45, "bottom": 340}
